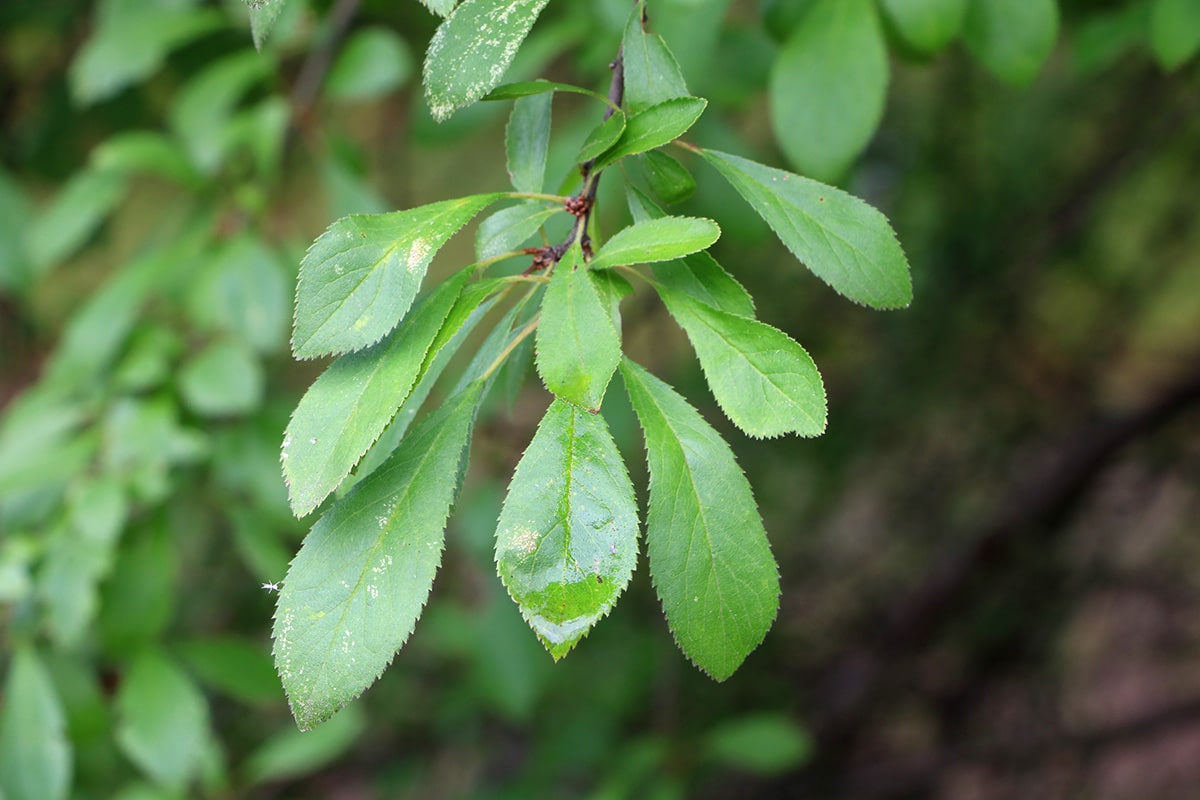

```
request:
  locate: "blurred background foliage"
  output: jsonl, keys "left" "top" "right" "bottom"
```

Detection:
{"left": 1, "top": 0, "right": 1199, "bottom": 798}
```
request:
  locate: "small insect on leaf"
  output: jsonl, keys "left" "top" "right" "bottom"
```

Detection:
{"left": 261, "top": 582, "right": 281, "bottom": 592}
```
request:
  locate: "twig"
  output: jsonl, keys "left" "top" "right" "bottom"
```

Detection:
{"left": 289, "top": 0, "right": 361, "bottom": 126}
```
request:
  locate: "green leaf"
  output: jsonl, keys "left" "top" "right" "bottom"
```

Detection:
{"left": 963, "top": 0, "right": 1059, "bottom": 86}
{"left": 768, "top": 0, "right": 888, "bottom": 181}
{"left": 476, "top": 203, "right": 558, "bottom": 260}
{"left": 620, "top": 359, "right": 779, "bottom": 680}
{"left": 704, "top": 714, "right": 813, "bottom": 775}
{"left": 535, "top": 248, "right": 622, "bottom": 410}
{"left": 484, "top": 79, "right": 607, "bottom": 102}
{"left": 28, "top": 169, "right": 127, "bottom": 273}
{"left": 178, "top": 340, "right": 264, "bottom": 418}
{"left": 90, "top": 131, "right": 199, "bottom": 186}
{"left": 115, "top": 651, "right": 209, "bottom": 790}
{"left": 657, "top": 291, "right": 826, "bottom": 438}
{"left": 423, "top": 0, "right": 552, "bottom": 122}
{"left": 283, "top": 269, "right": 469, "bottom": 517}
{"left": 188, "top": 234, "right": 291, "bottom": 355}
{"left": 1150, "top": 0, "right": 1200, "bottom": 70}
{"left": 420, "top": 0, "right": 459, "bottom": 17}
{"left": 577, "top": 111, "right": 627, "bottom": 164}
{"left": 292, "top": 193, "right": 502, "bottom": 359}
{"left": 273, "top": 384, "right": 483, "bottom": 730}
{"left": 594, "top": 96, "right": 707, "bottom": 168}
{"left": 622, "top": 2, "right": 690, "bottom": 114}
{"left": 590, "top": 216, "right": 720, "bottom": 270}
{"left": 327, "top": 28, "right": 413, "bottom": 101}
{"left": 696, "top": 148, "right": 912, "bottom": 309}
{"left": 168, "top": 50, "right": 273, "bottom": 175}
{"left": 176, "top": 637, "right": 282, "bottom": 706}
{"left": 0, "top": 647, "right": 71, "bottom": 800}
{"left": 626, "top": 187, "right": 756, "bottom": 318}
{"left": 639, "top": 150, "right": 696, "bottom": 205}
{"left": 506, "top": 93, "right": 552, "bottom": 193}
{"left": 243, "top": 704, "right": 365, "bottom": 784}
{"left": 878, "top": 0, "right": 967, "bottom": 54}
{"left": 495, "top": 399, "right": 638, "bottom": 659}
{"left": 0, "top": 170, "right": 32, "bottom": 292}
{"left": 246, "top": 0, "right": 287, "bottom": 51}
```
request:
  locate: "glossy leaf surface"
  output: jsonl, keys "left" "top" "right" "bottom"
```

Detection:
{"left": 283, "top": 270, "right": 469, "bottom": 517}
{"left": 621, "top": 360, "right": 779, "bottom": 680}
{"left": 273, "top": 384, "right": 482, "bottom": 730}
{"left": 590, "top": 216, "right": 720, "bottom": 270}
{"left": 292, "top": 193, "right": 501, "bottom": 358}
{"left": 424, "top": 0, "right": 551, "bottom": 121}
{"left": 594, "top": 96, "right": 707, "bottom": 168}
{"left": 496, "top": 399, "right": 638, "bottom": 659}
{"left": 577, "top": 111, "right": 627, "bottom": 164}
{"left": 698, "top": 148, "right": 911, "bottom": 309}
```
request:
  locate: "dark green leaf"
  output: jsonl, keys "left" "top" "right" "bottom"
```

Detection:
{"left": 620, "top": 359, "right": 779, "bottom": 680}
{"left": 657, "top": 291, "right": 826, "bottom": 438}
{"left": 496, "top": 399, "right": 638, "bottom": 659}
{"left": 292, "top": 193, "right": 502, "bottom": 358}
{"left": 0, "top": 646, "right": 71, "bottom": 800}
{"left": 590, "top": 216, "right": 720, "bottom": 270}
{"left": 622, "top": 2, "right": 690, "bottom": 114}
{"left": 697, "top": 148, "right": 912, "bottom": 309}
{"left": 283, "top": 269, "right": 469, "bottom": 517}
{"left": 535, "top": 248, "right": 621, "bottom": 410}
{"left": 243, "top": 705, "right": 365, "bottom": 784}
{"left": 640, "top": 150, "right": 696, "bottom": 204}
{"left": 115, "top": 651, "right": 209, "bottom": 790}
{"left": 423, "top": 0, "right": 552, "bottom": 122}
{"left": 1150, "top": 0, "right": 1200, "bottom": 70}
{"left": 506, "top": 93, "right": 552, "bottom": 193}
{"left": 327, "top": 28, "right": 413, "bottom": 100}
{"left": 769, "top": 0, "right": 888, "bottom": 181}
{"left": 176, "top": 637, "right": 282, "bottom": 705}
{"left": 273, "top": 384, "right": 483, "bottom": 730}
{"left": 476, "top": 203, "right": 558, "bottom": 260}
{"left": 484, "top": 79, "right": 606, "bottom": 102}
{"left": 878, "top": 0, "right": 967, "bottom": 54}
{"left": 246, "top": 0, "right": 287, "bottom": 51}
{"left": 594, "top": 96, "right": 707, "bottom": 168}
{"left": 168, "top": 51, "right": 273, "bottom": 175}
{"left": 178, "top": 340, "right": 264, "bottom": 418}
{"left": 963, "top": 0, "right": 1059, "bottom": 85}
{"left": 577, "top": 111, "right": 627, "bottom": 164}
{"left": 704, "top": 714, "right": 813, "bottom": 775}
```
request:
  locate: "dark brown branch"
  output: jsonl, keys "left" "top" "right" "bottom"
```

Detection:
{"left": 289, "top": 0, "right": 361, "bottom": 127}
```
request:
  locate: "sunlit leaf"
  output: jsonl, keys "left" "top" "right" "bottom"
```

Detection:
{"left": 697, "top": 148, "right": 911, "bottom": 309}
{"left": 495, "top": 399, "right": 638, "bottom": 659}
{"left": 273, "top": 384, "right": 483, "bottom": 730}
{"left": 292, "top": 193, "right": 502, "bottom": 358}
{"left": 620, "top": 359, "right": 779, "bottom": 680}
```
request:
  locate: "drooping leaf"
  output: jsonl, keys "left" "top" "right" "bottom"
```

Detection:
{"left": 273, "top": 384, "right": 483, "bottom": 730}
{"left": 115, "top": 651, "right": 210, "bottom": 790}
{"left": 639, "top": 150, "right": 696, "bottom": 204}
{"left": 590, "top": 216, "right": 720, "bottom": 270}
{"left": 769, "top": 0, "right": 888, "bottom": 182}
{"left": 696, "top": 148, "right": 912, "bottom": 309}
{"left": 626, "top": 186, "right": 756, "bottom": 318}
{"left": 326, "top": 28, "right": 413, "bottom": 101}
{"left": 620, "top": 359, "right": 779, "bottom": 680}
{"left": 292, "top": 193, "right": 502, "bottom": 358}
{"left": 963, "top": 0, "right": 1059, "bottom": 86}
{"left": 656, "top": 290, "right": 826, "bottom": 438}
{"left": 535, "top": 248, "right": 621, "bottom": 410}
{"left": 1149, "top": 0, "right": 1200, "bottom": 70}
{"left": 283, "top": 269, "right": 469, "bottom": 517}
{"left": 0, "top": 646, "right": 71, "bottom": 800}
{"left": 476, "top": 203, "right": 558, "bottom": 260}
{"left": 878, "top": 0, "right": 967, "bottom": 54}
{"left": 495, "top": 399, "right": 639, "bottom": 659}
{"left": 577, "top": 111, "right": 627, "bottom": 164}
{"left": 246, "top": 0, "right": 287, "bottom": 51}
{"left": 594, "top": 96, "right": 708, "bottom": 168}
{"left": 423, "top": 0, "right": 552, "bottom": 122}
{"left": 622, "top": 2, "right": 690, "bottom": 114}
{"left": 506, "top": 93, "right": 552, "bottom": 193}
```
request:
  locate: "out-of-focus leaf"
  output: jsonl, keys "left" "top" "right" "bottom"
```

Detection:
{"left": 594, "top": 96, "right": 707, "bottom": 168}
{"left": 1072, "top": 4, "right": 1148, "bottom": 75}
{"left": 1149, "top": 0, "right": 1200, "bottom": 70}
{"left": 769, "top": 0, "right": 888, "bottom": 182}
{"left": 620, "top": 359, "right": 779, "bottom": 680}
{"left": 0, "top": 170, "right": 32, "bottom": 291}
{"left": 90, "top": 132, "right": 199, "bottom": 186}
{"left": 0, "top": 646, "right": 71, "bottom": 800}
{"left": 282, "top": 269, "right": 468, "bottom": 517}
{"left": 28, "top": 169, "right": 127, "bottom": 273}
{"left": 697, "top": 148, "right": 912, "bottom": 309}
{"left": 243, "top": 704, "right": 366, "bottom": 784}
{"left": 176, "top": 637, "right": 281, "bottom": 705}
{"left": 622, "top": 1, "right": 690, "bottom": 114}
{"left": 424, "top": 0, "right": 552, "bottom": 121}
{"left": 273, "top": 384, "right": 482, "bottom": 730}
{"left": 506, "top": 93, "right": 553, "bottom": 193}
{"left": 292, "top": 193, "right": 502, "bottom": 358}
{"left": 327, "top": 28, "right": 413, "bottom": 100}
{"left": 115, "top": 651, "right": 209, "bottom": 791}
{"left": 535, "top": 247, "right": 621, "bottom": 410}
{"left": 188, "top": 235, "right": 291, "bottom": 355}
{"left": 963, "top": 0, "right": 1059, "bottom": 85}
{"left": 97, "top": 527, "right": 176, "bottom": 652}
{"left": 878, "top": 0, "right": 967, "bottom": 54}
{"left": 495, "top": 399, "right": 639, "bottom": 659}
{"left": 590, "top": 216, "right": 719, "bottom": 270}
{"left": 704, "top": 714, "right": 813, "bottom": 774}
{"left": 178, "top": 340, "right": 264, "bottom": 418}
{"left": 168, "top": 50, "right": 272, "bottom": 174}
{"left": 0, "top": 396, "right": 92, "bottom": 497}
{"left": 476, "top": 202, "right": 558, "bottom": 260}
